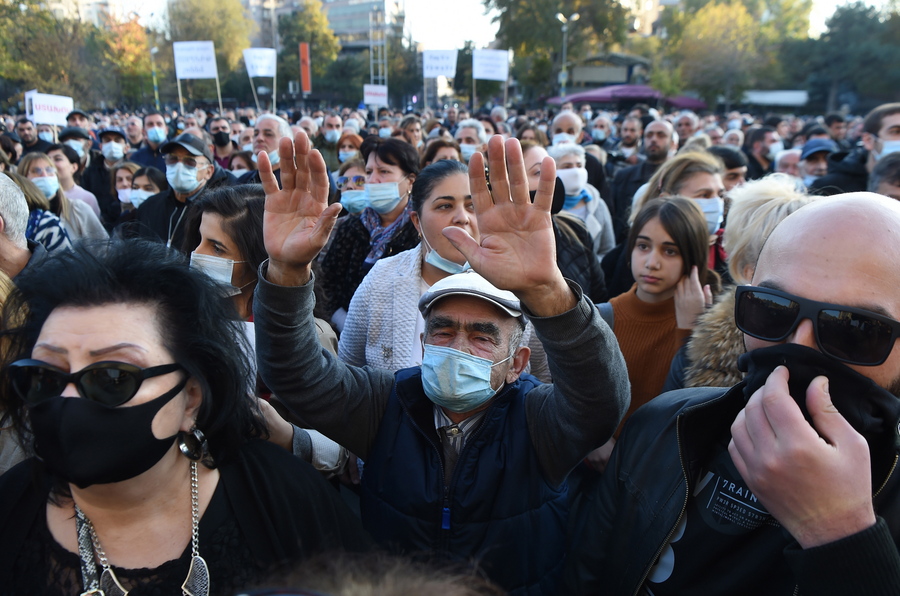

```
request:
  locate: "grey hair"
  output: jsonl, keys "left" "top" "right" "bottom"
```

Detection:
{"left": 455, "top": 119, "right": 487, "bottom": 145}
{"left": 547, "top": 143, "right": 586, "bottom": 163}
{"left": 490, "top": 106, "right": 508, "bottom": 121}
{"left": 257, "top": 114, "right": 293, "bottom": 140}
{"left": 298, "top": 116, "right": 319, "bottom": 136}
{"left": 0, "top": 173, "right": 30, "bottom": 249}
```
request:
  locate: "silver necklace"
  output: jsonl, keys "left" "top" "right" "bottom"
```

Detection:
{"left": 75, "top": 460, "right": 209, "bottom": 596}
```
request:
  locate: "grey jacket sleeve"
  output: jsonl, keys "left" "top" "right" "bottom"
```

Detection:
{"left": 524, "top": 281, "right": 630, "bottom": 487}
{"left": 254, "top": 267, "right": 395, "bottom": 459}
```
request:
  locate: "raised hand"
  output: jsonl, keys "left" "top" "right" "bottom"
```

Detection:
{"left": 442, "top": 136, "right": 575, "bottom": 316}
{"left": 260, "top": 130, "right": 342, "bottom": 286}
{"left": 674, "top": 265, "right": 712, "bottom": 329}
{"left": 729, "top": 366, "right": 876, "bottom": 548}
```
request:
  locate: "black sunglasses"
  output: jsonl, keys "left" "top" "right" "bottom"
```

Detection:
{"left": 7, "top": 359, "right": 183, "bottom": 407}
{"left": 336, "top": 175, "right": 366, "bottom": 190}
{"left": 734, "top": 286, "right": 900, "bottom": 366}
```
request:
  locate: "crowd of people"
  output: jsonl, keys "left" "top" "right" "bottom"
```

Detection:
{"left": 0, "top": 96, "right": 898, "bottom": 595}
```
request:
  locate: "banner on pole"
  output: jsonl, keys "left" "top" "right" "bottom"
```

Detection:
{"left": 472, "top": 49, "right": 509, "bottom": 82}
{"left": 364, "top": 84, "right": 388, "bottom": 106}
{"left": 243, "top": 48, "right": 277, "bottom": 78}
{"left": 423, "top": 50, "right": 458, "bottom": 78}
{"left": 24, "top": 89, "right": 73, "bottom": 126}
{"left": 299, "top": 43, "right": 312, "bottom": 95}
{"left": 173, "top": 41, "right": 218, "bottom": 80}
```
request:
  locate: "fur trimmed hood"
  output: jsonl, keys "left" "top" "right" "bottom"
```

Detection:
{"left": 684, "top": 287, "right": 746, "bottom": 388}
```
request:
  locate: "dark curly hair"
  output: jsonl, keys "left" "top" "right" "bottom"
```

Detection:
{"left": 0, "top": 239, "right": 266, "bottom": 472}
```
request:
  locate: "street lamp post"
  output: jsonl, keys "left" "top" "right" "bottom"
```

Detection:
{"left": 556, "top": 12, "right": 579, "bottom": 99}
{"left": 149, "top": 46, "right": 160, "bottom": 111}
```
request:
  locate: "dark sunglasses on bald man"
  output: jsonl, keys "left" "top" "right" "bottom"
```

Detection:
{"left": 734, "top": 286, "right": 900, "bottom": 366}
{"left": 7, "top": 359, "right": 184, "bottom": 407}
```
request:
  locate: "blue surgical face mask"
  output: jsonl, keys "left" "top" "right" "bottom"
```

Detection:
{"left": 251, "top": 150, "right": 281, "bottom": 167}
{"left": 64, "top": 139, "right": 85, "bottom": 158}
{"left": 366, "top": 182, "right": 404, "bottom": 214}
{"left": 552, "top": 132, "right": 577, "bottom": 146}
{"left": 38, "top": 131, "right": 54, "bottom": 143}
{"left": 339, "top": 189, "right": 369, "bottom": 214}
{"left": 31, "top": 175, "right": 60, "bottom": 199}
{"left": 129, "top": 188, "right": 153, "bottom": 209}
{"left": 459, "top": 143, "right": 478, "bottom": 162}
{"left": 147, "top": 127, "right": 167, "bottom": 144}
{"left": 693, "top": 197, "right": 724, "bottom": 234}
{"left": 421, "top": 234, "right": 470, "bottom": 274}
{"left": 591, "top": 128, "right": 607, "bottom": 142}
{"left": 379, "top": 127, "right": 393, "bottom": 138}
{"left": 802, "top": 174, "right": 818, "bottom": 188}
{"left": 421, "top": 344, "right": 511, "bottom": 413}
{"left": 166, "top": 162, "right": 201, "bottom": 194}
{"left": 338, "top": 150, "right": 356, "bottom": 163}
{"left": 324, "top": 129, "right": 341, "bottom": 144}
{"left": 101, "top": 141, "right": 125, "bottom": 161}
{"left": 874, "top": 139, "right": 900, "bottom": 162}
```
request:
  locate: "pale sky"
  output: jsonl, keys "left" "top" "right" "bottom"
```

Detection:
{"left": 132, "top": 0, "right": 882, "bottom": 50}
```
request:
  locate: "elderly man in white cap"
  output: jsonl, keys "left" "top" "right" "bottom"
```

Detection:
{"left": 253, "top": 131, "right": 630, "bottom": 596}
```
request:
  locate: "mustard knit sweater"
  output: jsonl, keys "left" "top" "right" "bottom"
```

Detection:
{"left": 608, "top": 284, "right": 690, "bottom": 436}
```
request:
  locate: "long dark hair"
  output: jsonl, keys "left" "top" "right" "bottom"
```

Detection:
{"left": 0, "top": 239, "right": 266, "bottom": 469}
{"left": 627, "top": 197, "right": 720, "bottom": 291}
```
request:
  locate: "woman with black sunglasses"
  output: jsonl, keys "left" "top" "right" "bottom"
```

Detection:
{"left": 0, "top": 240, "right": 369, "bottom": 594}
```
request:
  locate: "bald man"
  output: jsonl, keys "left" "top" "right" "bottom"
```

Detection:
{"left": 566, "top": 193, "right": 900, "bottom": 596}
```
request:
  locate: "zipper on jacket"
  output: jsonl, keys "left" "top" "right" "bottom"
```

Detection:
{"left": 394, "top": 387, "right": 506, "bottom": 553}
{"left": 633, "top": 412, "right": 691, "bottom": 596}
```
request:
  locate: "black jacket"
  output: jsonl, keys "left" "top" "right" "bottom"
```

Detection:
{"left": 809, "top": 148, "right": 870, "bottom": 196}
{"left": 80, "top": 157, "right": 119, "bottom": 228}
{"left": 608, "top": 161, "right": 661, "bottom": 244}
{"left": 555, "top": 215, "right": 607, "bottom": 303}
{"left": 563, "top": 384, "right": 900, "bottom": 596}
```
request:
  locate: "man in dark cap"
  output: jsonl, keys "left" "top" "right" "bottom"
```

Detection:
{"left": 127, "top": 133, "right": 218, "bottom": 250}
{"left": 799, "top": 138, "right": 838, "bottom": 188}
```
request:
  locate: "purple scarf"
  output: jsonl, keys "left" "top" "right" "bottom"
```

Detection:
{"left": 361, "top": 206, "right": 412, "bottom": 264}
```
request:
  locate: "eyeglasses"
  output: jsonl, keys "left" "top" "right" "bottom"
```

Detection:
{"left": 336, "top": 175, "right": 366, "bottom": 190}
{"left": 734, "top": 286, "right": 900, "bottom": 366}
{"left": 6, "top": 359, "right": 184, "bottom": 407}
{"left": 164, "top": 155, "right": 208, "bottom": 168}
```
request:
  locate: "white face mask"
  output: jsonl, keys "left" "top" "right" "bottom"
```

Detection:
{"left": 693, "top": 197, "right": 724, "bottom": 234}
{"left": 129, "top": 188, "right": 154, "bottom": 209}
{"left": 101, "top": 141, "right": 125, "bottom": 161}
{"left": 231, "top": 169, "right": 249, "bottom": 178}
{"left": 767, "top": 140, "right": 784, "bottom": 160}
{"left": 189, "top": 252, "right": 248, "bottom": 296}
{"left": 459, "top": 143, "right": 478, "bottom": 162}
{"left": 552, "top": 132, "right": 577, "bottom": 146}
{"left": 242, "top": 143, "right": 253, "bottom": 152}
{"left": 556, "top": 167, "right": 588, "bottom": 196}
{"left": 117, "top": 188, "right": 132, "bottom": 203}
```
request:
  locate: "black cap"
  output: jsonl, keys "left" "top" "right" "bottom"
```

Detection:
{"left": 160, "top": 133, "right": 213, "bottom": 163}
{"left": 2, "top": 131, "right": 22, "bottom": 144}
{"left": 66, "top": 109, "right": 91, "bottom": 121}
{"left": 59, "top": 126, "right": 92, "bottom": 141}
{"left": 97, "top": 127, "right": 127, "bottom": 142}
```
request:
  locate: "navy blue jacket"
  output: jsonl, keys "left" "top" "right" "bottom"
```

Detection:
{"left": 361, "top": 367, "right": 569, "bottom": 596}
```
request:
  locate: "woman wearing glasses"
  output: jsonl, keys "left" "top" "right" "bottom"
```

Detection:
{"left": 663, "top": 175, "right": 818, "bottom": 391}
{"left": 0, "top": 240, "right": 369, "bottom": 594}
{"left": 318, "top": 137, "right": 421, "bottom": 332}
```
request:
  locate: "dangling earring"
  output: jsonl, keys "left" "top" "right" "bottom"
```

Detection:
{"left": 178, "top": 426, "right": 213, "bottom": 466}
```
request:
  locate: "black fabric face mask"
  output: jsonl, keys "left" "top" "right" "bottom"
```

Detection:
{"left": 28, "top": 377, "right": 187, "bottom": 488}
{"left": 738, "top": 344, "right": 900, "bottom": 488}
{"left": 212, "top": 131, "right": 231, "bottom": 148}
